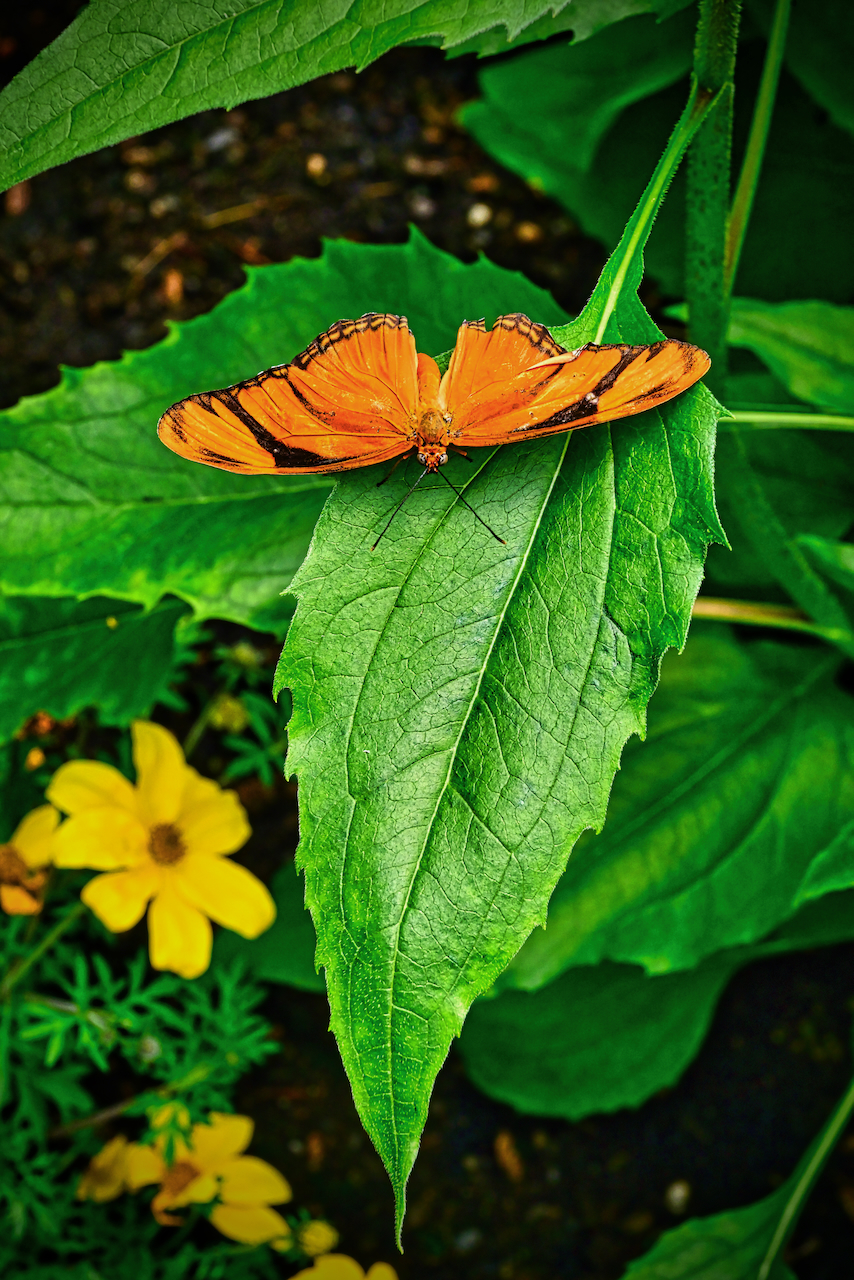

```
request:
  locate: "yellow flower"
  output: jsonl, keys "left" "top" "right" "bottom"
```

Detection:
{"left": 0, "top": 805, "right": 58, "bottom": 915}
{"left": 291, "top": 1258, "right": 399, "bottom": 1280}
{"left": 126, "top": 1111, "right": 293, "bottom": 1246}
{"left": 297, "top": 1219, "right": 340, "bottom": 1257}
{"left": 77, "top": 1134, "right": 131, "bottom": 1202}
{"left": 48, "top": 721, "right": 274, "bottom": 978}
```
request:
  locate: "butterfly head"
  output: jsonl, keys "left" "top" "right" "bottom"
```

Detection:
{"left": 417, "top": 443, "right": 449, "bottom": 471}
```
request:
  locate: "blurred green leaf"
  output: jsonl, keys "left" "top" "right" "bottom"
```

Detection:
{"left": 705, "top": 429, "right": 854, "bottom": 596}
{"left": 0, "top": 595, "right": 188, "bottom": 744}
{"left": 212, "top": 864, "right": 323, "bottom": 993}
{"left": 0, "top": 0, "right": 693, "bottom": 193}
{"left": 621, "top": 1058, "right": 854, "bottom": 1280}
{"left": 461, "top": 12, "right": 693, "bottom": 173}
{"left": 622, "top": 1189, "right": 797, "bottom": 1279}
{"left": 716, "top": 429, "right": 854, "bottom": 653}
{"left": 462, "top": 38, "right": 854, "bottom": 302}
{"left": 728, "top": 300, "right": 854, "bottom": 415}
{"left": 748, "top": 0, "right": 854, "bottom": 139}
{"left": 460, "top": 890, "right": 854, "bottom": 1119}
{"left": 505, "top": 627, "right": 854, "bottom": 989}
{"left": 275, "top": 105, "right": 724, "bottom": 1226}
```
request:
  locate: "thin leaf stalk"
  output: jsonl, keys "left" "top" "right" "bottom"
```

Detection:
{"left": 723, "top": 411, "right": 854, "bottom": 431}
{"left": 593, "top": 76, "right": 720, "bottom": 343}
{"left": 692, "top": 596, "right": 845, "bottom": 643}
{"left": 685, "top": 0, "right": 743, "bottom": 398}
{"left": 724, "top": 0, "right": 791, "bottom": 299}
{"left": 758, "top": 1072, "right": 854, "bottom": 1280}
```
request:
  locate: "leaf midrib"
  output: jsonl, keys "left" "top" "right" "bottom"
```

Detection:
{"left": 2, "top": 485, "right": 330, "bottom": 513}
{"left": 0, "top": 602, "right": 180, "bottom": 654}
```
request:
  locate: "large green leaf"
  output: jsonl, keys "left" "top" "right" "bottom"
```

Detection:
{"left": 274, "top": 110, "right": 724, "bottom": 1228}
{"left": 0, "top": 595, "right": 188, "bottom": 744}
{"left": 459, "top": 890, "right": 854, "bottom": 1120}
{"left": 728, "top": 299, "right": 854, "bottom": 415}
{"left": 0, "top": 233, "right": 559, "bottom": 630}
{"left": 462, "top": 38, "right": 854, "bottom": 302}
{"left": 504, "top": 627, "right": 854, "bottom": 988}
{"left": 0, "top": 0, "right": 693, "bottom": 194}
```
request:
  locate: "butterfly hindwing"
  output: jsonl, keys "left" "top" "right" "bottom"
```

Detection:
{"left": 158, "top": 313, "right": 418, "bottom": 474}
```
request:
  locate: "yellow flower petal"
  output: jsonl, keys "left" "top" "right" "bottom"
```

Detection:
{"left": 299, "top": 1220, "right": 340, "bottom": 1258}
{"left": 12, "top": 805, "right": 60, "bottom": 868}
{"left": 209, "top": 1203, "right": 291, "bottom": 1245}
{"left": 133, "top": 721, "right": 188, "bottom": 825}
{"left": 174, "top": 853, "right": 275, "bottom": 938}
{"left": 1, "top": 884, "right": 42, "bottom": 915}
{"left": 148, "top": 878, "right": 212, "bottom": 977}
{"left": 77, "top": 1135, "right": 129, "bottom": 1202}
{"left": 178, "top": 772, "right": 251, "bottom": 857}
{"left": 124, "top": 1142, "right": 164, "bottom": 1190}
{"left": 47, "top": 759, "right": 138, "bottom": 817}
{"left": 218, "top": 1156, "right": 292, "bottom": 1206}
{"left": 292, "top": 1258, "right": 366, "bottom": 1280}
{"left": 188, "top": 1113, "right": 253, "bottom": 1168}
{"left": 81, "top": 865, "right": 161, "bottom": 933}
{"left": 52, "top": 808, "right": 148, "bottom": 870}
{"left": 365, "top": 1266, "right": 399, "bottom": 1280}
{"left": 167, "top": 1170, "right": 219, "bottom": 1208}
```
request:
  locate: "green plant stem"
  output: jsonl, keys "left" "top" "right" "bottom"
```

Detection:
{"left": 183, "top": 694, "right": 221, "bottom": 760}
{"left": 723, "top": 410, "right": 854, "bottom": 431}
{"left": 685, "top": 0, "right": 743, "bottom": 399}
{"left": 50, "top": 1061, "right": 212, "bottom": 1138}
{"left": 758, "top": 1072, "right": 854, "bottom": 1280}
{"left": 593, "top": 77, "right": 720, "bottom": 343}
{"left": 724, "top": 0, "right": 791, "bottom": 298}
{"left": 0, "top": 901, "right": 86, "bottom": 1001}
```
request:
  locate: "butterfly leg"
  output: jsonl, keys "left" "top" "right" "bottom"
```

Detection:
{"left": 449, "top": 444, "right": 472, "bottom": 461}
{"left": 375, "top": 449, "right": 416, "bottom": 487}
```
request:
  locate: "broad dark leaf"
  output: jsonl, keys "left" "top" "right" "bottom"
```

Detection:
{"left": 459, "top": 891, "right": 854, "bottom": 1119}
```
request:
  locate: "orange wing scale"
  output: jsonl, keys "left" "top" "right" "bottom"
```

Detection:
{"left": 158, "top": 310, "right": 710, "bottom": 477}
{"left": 158, "top": 313, "right": 418, "bottom": 475}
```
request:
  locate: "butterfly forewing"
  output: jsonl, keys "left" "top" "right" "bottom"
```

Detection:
{"left": 158, "top": 312, "right": 418, "bottom": 475}
{"left": 445, "top": 326, "right": 711, "bottom": 445}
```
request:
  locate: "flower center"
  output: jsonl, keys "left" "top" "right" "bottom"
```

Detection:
{"left": 148, "top": 823, "right": 187, "bottom": 866}
{"left": 0, "top": 843, "right": 31, "bottom": 885}
{"left": 160, "top": 1160, "right": 199, "bottom": 1198}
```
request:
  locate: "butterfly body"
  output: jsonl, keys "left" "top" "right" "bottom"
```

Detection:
{"left": 158, "top": 312, "right": 710, "bottom": 481}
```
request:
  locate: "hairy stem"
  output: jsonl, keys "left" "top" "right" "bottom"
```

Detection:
{"left": 725, "top": 0, "right": 791, "bottom": 298}
{"left": 685, "top": 0, "right": 743, "bottom": 398}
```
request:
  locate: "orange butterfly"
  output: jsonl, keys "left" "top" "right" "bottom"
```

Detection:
{"left": 159, "top": 312, "right": 709, "bottom": 541}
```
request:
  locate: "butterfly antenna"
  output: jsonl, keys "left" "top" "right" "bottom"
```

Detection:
{"left": 435, "top": 468, "right": 506, "bottom": 545}
{"left": 371, "top": 469, "right": 428, "bottom": 551}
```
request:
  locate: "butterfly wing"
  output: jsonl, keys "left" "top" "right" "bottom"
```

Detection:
{"left": 441, "top": 314, "right": 710, "bottom": 445}
{"left": 158, "top": 313, "right": 418, "bottom": 474}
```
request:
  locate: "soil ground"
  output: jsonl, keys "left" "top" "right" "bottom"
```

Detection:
{"left": 2, "top": 9, "right": 854, "bottom": 1277}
